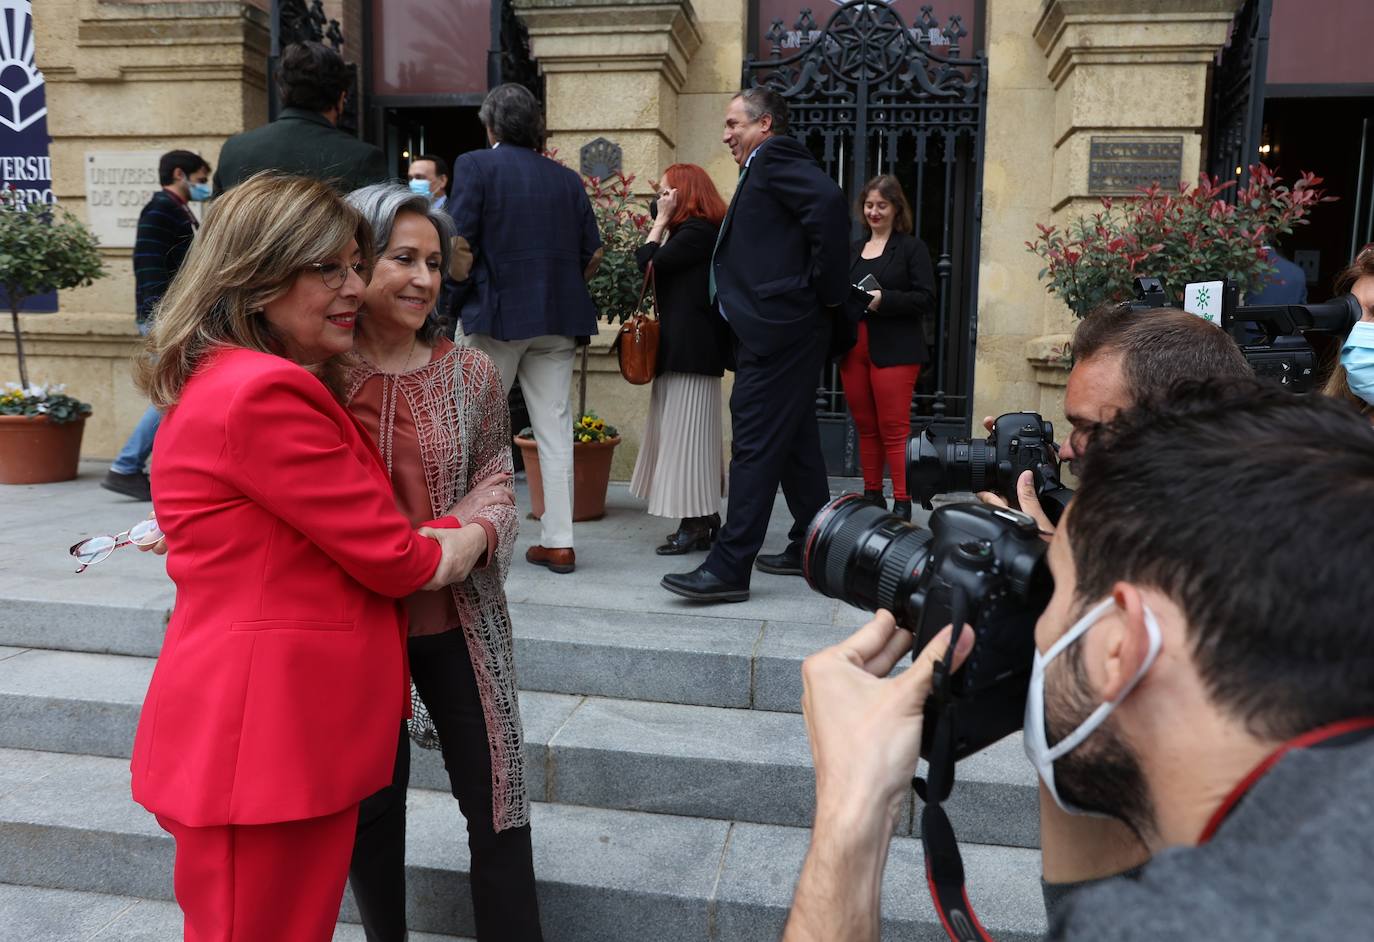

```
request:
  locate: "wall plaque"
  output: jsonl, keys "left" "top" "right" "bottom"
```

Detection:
{"left": 580, "top": 137, "right": 622, "bottom": 181}
{"left": 1088, "top": 136, "right": 1184, "bottom": 194}
{"left": 84, "top": 152, "right": 202, "bottom": 249}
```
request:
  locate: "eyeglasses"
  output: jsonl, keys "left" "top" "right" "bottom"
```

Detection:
{"left": 70, "top": 517, "right": 164, "bottom": 574}
{"left": 305, "top": 260, "right": 371, "bottom": 290}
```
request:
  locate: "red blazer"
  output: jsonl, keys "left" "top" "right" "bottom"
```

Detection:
{"left": 131, "top": 347, "right": 452, "bottom": 827}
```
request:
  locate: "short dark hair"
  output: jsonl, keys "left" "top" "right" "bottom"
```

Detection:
{"left": 1071, "top": 304, "right": 1252, "bottom": 405}
{"left": 159, "top": 150, "right": 209, "bottom": 186}
{"left": 1068, "top": 378, "right": 1374, "bottom": 740}
{"left": 412, "top": 154, "right": 449, "bottom": 180}
{"left": 733, "top": 87, "right": 790, "bottom": 136}
{"left": 479, "top": 84, "right": 544, "bottom": 150}
{"left": 279, "top": 42, "right": 350, "bottom": 113}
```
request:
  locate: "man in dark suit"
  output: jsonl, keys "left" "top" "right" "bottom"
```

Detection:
{"left": 213, "top": 42, "right": 387, "bottom": 196}
{"left": 448, "top": 83, "right": 603, "bottom": 575}
{"left": 662, "top": 88, "right": 850, "bottom": 603}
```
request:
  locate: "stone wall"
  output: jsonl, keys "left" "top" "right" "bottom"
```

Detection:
{"left": 972, "top": 0, "right": 1239, "bottom": 441}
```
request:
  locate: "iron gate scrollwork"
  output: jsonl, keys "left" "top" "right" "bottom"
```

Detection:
{"left": 1205, "top": 0, "right": 1271, "bottom": 199}
{"left": 743, "top": 1, "right": 987, "bottom": 475}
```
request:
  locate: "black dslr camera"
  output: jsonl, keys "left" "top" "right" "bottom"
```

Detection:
{"left": 803, "top": 497, "right": 1051, "bottom": 760}
{"left": 907, "top": 412, "right": 1076, "bottom": 525}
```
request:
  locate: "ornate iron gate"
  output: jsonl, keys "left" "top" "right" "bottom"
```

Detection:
{"left": 1205, "top": 0, "right": 1271, "bottom": 198}
{"left": 743, "top": 1, "right": 987, "bottom": 474}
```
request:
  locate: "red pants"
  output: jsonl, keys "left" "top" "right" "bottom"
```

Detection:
{"left": 157, "top": 804, "right": 359, "bottom": 942}
{"left": 839, "top": 322, "right": 921, "bottom": 500}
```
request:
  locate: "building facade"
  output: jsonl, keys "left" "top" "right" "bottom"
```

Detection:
{"left": 6, "top": 0, "right": 1368, "bottom": 478}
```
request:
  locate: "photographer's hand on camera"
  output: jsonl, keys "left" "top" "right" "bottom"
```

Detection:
{"left": 783, "top": 613, "right": 974, "bottom": 942}
{"left": 977, "top": 469, "right": 1055, "bottom": 537}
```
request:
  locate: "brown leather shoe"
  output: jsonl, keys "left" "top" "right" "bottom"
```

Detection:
{"left": 526, "top": 545, "right": 575, "bottom": 574}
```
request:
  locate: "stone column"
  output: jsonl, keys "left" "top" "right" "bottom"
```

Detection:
{"left": 514, "top": 0, "right": 702, "bottom": 183}
{"left": 972, "top": 0, "right": 1239, "bottom": 433}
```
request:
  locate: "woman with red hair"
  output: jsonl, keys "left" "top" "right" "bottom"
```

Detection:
{"left": 630, "top": 163, "right": 734, "bottom": 554}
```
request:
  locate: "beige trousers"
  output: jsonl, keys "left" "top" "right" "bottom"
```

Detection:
{"left": 460, "top": 331, "right": 576, "bottom": 549}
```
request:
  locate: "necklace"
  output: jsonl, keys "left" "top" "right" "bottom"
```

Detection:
{"left": 361, "top": 332, "right": 419, "bottom": 375}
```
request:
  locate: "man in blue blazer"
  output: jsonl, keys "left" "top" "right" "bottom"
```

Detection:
{"left": 662, "top": 88, "right": 850, "bottom": 603}
{"left": 449, "top": 84, "right": 603, "bottom": 574}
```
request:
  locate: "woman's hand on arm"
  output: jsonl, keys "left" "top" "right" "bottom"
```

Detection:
{"left": 446, "top": 471, "right": 514, "bottom": 525}
{"left": 417, "top": 524, "right": 489, "bottom": 589}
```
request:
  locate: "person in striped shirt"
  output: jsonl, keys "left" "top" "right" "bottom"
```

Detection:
{"left": 102, "top": 150, "right": 210, "bottom": 502}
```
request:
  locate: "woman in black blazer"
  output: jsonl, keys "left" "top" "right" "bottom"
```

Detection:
{"left": 841, "top": 174, "right": 936, "bottom": 520}
{"left": 629, "top": 163, "right": 733, "bottom": 554}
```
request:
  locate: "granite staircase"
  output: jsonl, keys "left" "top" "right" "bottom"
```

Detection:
{"left": 0, "top": 473, "right": 1047, "bottom": 940}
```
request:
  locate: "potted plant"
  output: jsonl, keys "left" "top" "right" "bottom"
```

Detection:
{"left": 1026, "top": 165, "right": 1331, "bottom": 319}
{"left": 515, "top": 411, "right": 620, "bottom": 521}
{"left": 515, "top": 165, "right": 650, "bottom": 519}
{"left": 0, "top": 189, "right": 105, "bottom": 484}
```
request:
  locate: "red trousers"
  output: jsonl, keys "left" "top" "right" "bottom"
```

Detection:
{"left": 839, "top": 322, "right": 921, "bottom": 500}
{"left": 157, "top": 804, "right": 359, "bottom": 942}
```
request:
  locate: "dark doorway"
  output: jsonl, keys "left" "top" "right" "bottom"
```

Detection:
{"left": 1260, "top": 95, "right": 1374, "bottom": 296}
{"left": 377, "top": 106, "right": 489, "bottom": 181}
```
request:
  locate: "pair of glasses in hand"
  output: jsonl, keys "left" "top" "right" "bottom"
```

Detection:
{"left": 70, "top": 518, "right": 163, "bottom": 573}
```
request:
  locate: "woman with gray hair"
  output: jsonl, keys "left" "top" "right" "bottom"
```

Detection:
{"left": 342, "top": 183, "right": 543, "bottom": 941}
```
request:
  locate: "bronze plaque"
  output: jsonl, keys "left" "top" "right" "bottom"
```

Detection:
{"left": 1088, "top": 136, "right": 1184, "bottom": 194}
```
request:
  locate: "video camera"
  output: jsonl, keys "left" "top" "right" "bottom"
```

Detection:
{"left": 907, "top": 412, "right": 1075, "bottom": 526}
{"left": 1130, "top": 276, "right": 1360, "bottom": 392}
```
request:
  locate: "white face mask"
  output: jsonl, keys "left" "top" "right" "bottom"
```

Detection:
{"left": 1023, "top": 597, "right": 1162, "bottom": 815}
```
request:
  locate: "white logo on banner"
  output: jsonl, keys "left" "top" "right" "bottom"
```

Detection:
{"left": 0, "top": 1, "right": 46, "bottom": 134}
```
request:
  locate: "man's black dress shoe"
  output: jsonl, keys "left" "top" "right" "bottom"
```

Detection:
{"left": 661, "top": 565, "right": 750, "bottom": 603}
{"left": 754, "top": 546, "right": 804, "bottom": 577}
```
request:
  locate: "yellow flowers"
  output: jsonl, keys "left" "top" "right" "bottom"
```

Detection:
{"left": 571, "top": 411, "right": 618, "bottom": 445}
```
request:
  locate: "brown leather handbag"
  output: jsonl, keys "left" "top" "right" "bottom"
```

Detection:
{"left": 614, "top": 263, "right": 661, "bottom": 385}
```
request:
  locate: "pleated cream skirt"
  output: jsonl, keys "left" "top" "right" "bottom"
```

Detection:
{"left": 629, "top": 371, "right": 726, "bottom": 519}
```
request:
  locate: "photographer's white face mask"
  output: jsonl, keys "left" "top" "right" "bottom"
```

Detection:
{"left": 1024, "top": 597, "right": 1162, "bottom": 815}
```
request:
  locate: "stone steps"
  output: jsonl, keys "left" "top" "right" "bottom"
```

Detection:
{"left": 0, "top": 883, "right": 473, "bottom": 942}
{"left": 0, "top": 748, "right": 1047, "bottom": 941}
{"left": 0, "top": 646, "right": 1039, "bottom": 846}
{"left": 0, "top": 598, "right": 839, "bottom": 714}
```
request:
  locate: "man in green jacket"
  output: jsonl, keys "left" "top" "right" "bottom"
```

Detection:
{"left": 213, "top": 42, "right": 388, "bottom": 196}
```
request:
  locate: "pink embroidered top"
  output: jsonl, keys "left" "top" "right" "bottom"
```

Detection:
{"left": 345, "top": 340, "right": 529, "bottom": 832}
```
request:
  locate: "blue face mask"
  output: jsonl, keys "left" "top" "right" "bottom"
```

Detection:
{"left": 408, "top": 178, "right": 432, "bottom": 199}
{"left": 1340, "top": 320, "right": 1374, "bottom": 406}
{"left": 188, "top": 181, "right": 212, "bottom": 202}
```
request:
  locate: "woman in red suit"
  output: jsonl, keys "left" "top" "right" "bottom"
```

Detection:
{"left": 130, "top": 173, "right": 486, "bottom": 942}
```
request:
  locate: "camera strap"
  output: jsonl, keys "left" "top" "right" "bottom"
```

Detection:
{"left": 914, "top": 588, "right": 997, "bottom": 942}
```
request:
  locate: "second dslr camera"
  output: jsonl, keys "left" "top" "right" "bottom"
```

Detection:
{"left": 907, "top": 412, "right": 1075, "bottom": 524}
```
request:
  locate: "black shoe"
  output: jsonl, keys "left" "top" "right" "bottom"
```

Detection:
{"left": 666, "top": 513, "right": 721, "bottom": 542}
{"left": 101, "top": 469, "right": 151, "bottom": 501}
{"left": 661, "top": 565, "right": 750, "bottom": 603}
{"left": 656, "top": 518, "right": 713, "bottom": 556}
{"left": 892, "top": 499, "right": 912, "bottom": 521}
{"left": 862, "top": 489, "right": 887, "bottom": 509}
{"left": 755, "top": 546, "right": 804, "bottom": 577}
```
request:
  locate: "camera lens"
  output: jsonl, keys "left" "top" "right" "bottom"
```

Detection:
{"left": 803, "top": 494, "right": 933, "bottom": 627}
{"left": 907, "top": 429, "right": 991, "bottom": 508}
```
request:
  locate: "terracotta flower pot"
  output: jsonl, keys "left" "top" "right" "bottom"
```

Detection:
{"left": 514, "top": 434, "right": 621, "bottom": 523}
{"left": 0, "top": 414, "right": 86, "bottom": 484}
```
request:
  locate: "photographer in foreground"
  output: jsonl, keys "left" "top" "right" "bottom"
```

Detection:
{"left": 981, "top": 304, "right": 1250, "bottom": 531}
{"left": 787, "top": 379, "right": 1374, "bottom": 941}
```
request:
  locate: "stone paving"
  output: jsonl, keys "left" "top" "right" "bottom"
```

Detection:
{"left": 0, "top": 462, "right": 1046, "bottom": 941}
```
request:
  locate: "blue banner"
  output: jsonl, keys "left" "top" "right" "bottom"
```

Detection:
{"left": 0, "top": 0, "right": 56, "bottom": 312}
